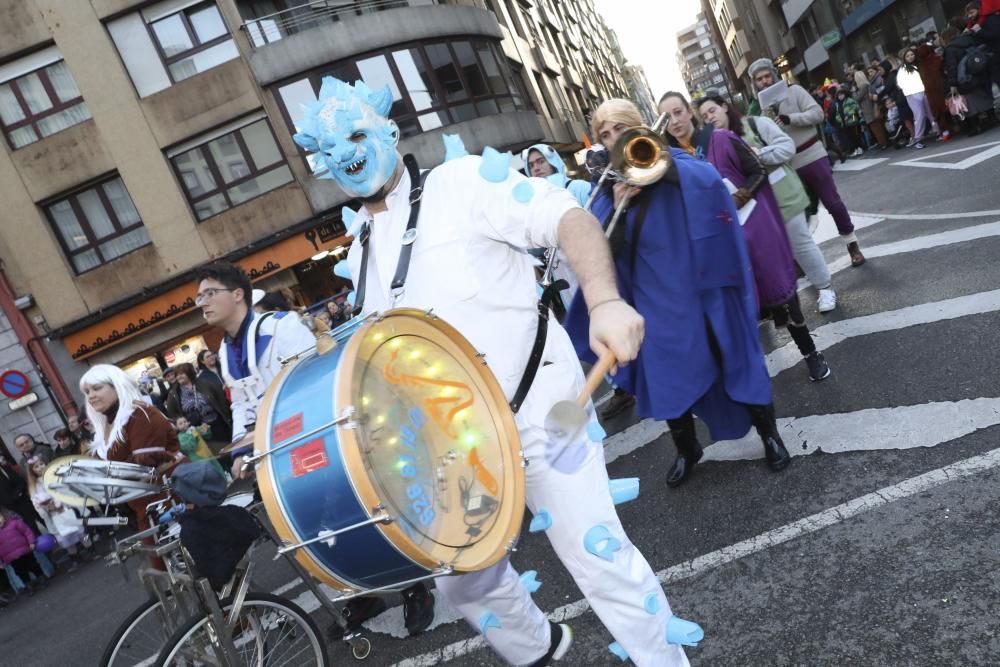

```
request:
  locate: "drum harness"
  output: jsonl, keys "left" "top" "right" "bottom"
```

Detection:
{"left": 350, "top": 154, "right": 562, "bottom": 416}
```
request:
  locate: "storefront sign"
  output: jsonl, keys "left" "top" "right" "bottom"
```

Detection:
{"left": 62, "top": 224, "right": 349, "bottom": 361}
{"left": 821, "top": 30, "right": 842, "bottom": 49}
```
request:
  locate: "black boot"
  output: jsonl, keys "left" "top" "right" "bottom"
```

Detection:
{"left": 747, "top": 404, "right": 791, "bottom": 471}
{"left": 665, "top": 414, "right": 703, "bottom": 488}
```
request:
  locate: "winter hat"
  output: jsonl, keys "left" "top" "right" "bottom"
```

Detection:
{"left": 171, "top": 461, "right": 227, "bottom": 507}
{"left": 748, "top": 58, "right": 779, "bottom": 83}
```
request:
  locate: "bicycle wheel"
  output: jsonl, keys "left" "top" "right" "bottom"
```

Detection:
{"left": 101, "top": 598, "right": 172, "bottom": 667}
{"left": 154, "top": 592, "right": 328, "bottom": 667}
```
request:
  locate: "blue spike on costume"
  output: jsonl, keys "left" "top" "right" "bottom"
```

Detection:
{"left": 479, "top": 611, "right": 502, "bottom": 634}
{"left": 479, "top": 146, "right": 512, "bottom": 183}
{"left": 665, "top": 616, "right": 704, "bottom": 647}
{"left": 529, "top": 509, "right": 552, "bottom": 533}
{"left": 346, "top": 290, "right": 357, "bottom": 306}
{"left": 643, "top": 592, "right": 662, "bottom": 615}
{"left": 341, "top": 206, "right": 361, "bottom": 236}
{"left": 333, "top": 261, "right": 352, "bottom": 279}
{"left": 608, "top": 642, "right": 629, "bottom": 662}
{"left": 443, "top": 133, "right": 469, "bottom": 161}
{"left": 583, "top": 525, "right": 622, "bottom": 562}
{"left": 609, "top": 478, "right": 640, "bottom": 505}
{"left": 519, "top": 570, "right": 542, "bottom": 593}
{"left": 512, "top": 181, "right": 535, "bottom": 203}
{"left": 586, "top": 420, "right": 607, "bottom": 442}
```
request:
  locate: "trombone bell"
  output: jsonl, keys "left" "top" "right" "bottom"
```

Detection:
{"left": 611, "top": 127, "right": 671, "bottom": 187}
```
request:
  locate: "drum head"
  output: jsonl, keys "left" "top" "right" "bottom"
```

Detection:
{"left": 340, "top": 309, "right": 524, "bottom": 573}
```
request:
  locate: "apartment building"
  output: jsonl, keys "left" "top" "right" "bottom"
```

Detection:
{"left": 0, "top": 0, "right": 631, "bottom": 428}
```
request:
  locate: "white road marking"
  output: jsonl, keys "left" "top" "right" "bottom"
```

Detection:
{"left": 890, "top": 140, "right": 1000, "bottom": 170}
{"left": 702, "top": 397, "right": 1000, "bottom": 462}
{"left": 802, "top": 220, "right": 1000, "bottom": 291}
{"left": 811, "top": 209, "right": 883, "bottom": 245}
{"left": 390, "top": 446, "right": 1000, "bottom": 666}
{"left": 832, "top": 158, "right": 888, "bottom": 171}
{"left": 848, "top": 209, "right": 1000, "bottom": 220}
{"left": 769, "top": 288, "right": 1000, "bottom": 377}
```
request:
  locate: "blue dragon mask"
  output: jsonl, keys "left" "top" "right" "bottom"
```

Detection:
{"left": 292, "top": 77, "right": 400, "bottom": 199}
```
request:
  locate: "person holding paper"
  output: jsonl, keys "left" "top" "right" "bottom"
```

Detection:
{"left": 658, "top": 91, "right": 831, "bottom": 384}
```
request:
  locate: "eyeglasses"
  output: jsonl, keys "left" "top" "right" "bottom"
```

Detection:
{"left": 195, "top": 288, "right": 235, "bottom": 305}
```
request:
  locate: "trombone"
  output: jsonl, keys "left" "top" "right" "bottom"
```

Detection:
{"left": 540, "top": 112, "right": 671, "bottom": 286}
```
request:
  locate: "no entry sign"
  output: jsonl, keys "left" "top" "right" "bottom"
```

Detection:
{"left": 0, "top": 369, "right": 30, "bottom": 399}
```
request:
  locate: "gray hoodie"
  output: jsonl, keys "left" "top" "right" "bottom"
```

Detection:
{"left": 748, "top": 58, "right": 827, "bottom": 170}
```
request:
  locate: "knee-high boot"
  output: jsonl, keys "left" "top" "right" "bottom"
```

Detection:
{"left": 746, "top": 403, "right": 791, "bottom": 471}
{"left": 665, "top": 413, "right": 703, "bottom": 488}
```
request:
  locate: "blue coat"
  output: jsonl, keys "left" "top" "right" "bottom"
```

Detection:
{"left": 565, "top": 150, "right": 771, "bottom": 440}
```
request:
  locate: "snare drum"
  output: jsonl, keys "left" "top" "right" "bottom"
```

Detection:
{"left": 42, "top": 456, "right": 162, "bottom": 508}
{"left": 255, "top": 309, "right": 524, "bottom": 594}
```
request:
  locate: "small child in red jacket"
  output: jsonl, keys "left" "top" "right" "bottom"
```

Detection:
{"left": 0, "top": 511, "right": 46, "bottom": 594}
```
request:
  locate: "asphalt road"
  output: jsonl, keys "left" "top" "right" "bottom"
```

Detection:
{"left": 4, "top": 127, "right": 1000, "bottom": 667}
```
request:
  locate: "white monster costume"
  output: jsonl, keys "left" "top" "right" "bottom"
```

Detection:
{"left": 294, "top": 77, "right": 699, "bottom": 666}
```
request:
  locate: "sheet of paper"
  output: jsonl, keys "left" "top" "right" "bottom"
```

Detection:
{"left": 768, "top": 168, "right": 786, "bottom": 185}
{"left": 722, "top": 178, "right": 756, "bottom": 226}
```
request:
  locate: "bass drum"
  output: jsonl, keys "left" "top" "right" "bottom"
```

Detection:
{"left": 255, "top": 309, "right": 524, "bottom": 594}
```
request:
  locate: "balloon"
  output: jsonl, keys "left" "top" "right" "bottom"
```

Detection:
{"left": 36, "top": 534, "right": 56, "bottom": 553}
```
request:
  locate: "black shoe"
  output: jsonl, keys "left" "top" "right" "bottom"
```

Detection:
{"left": 600, "top": 391, "right": 635, "bottom": 420}
{"left": 747, "top": 404, "right": 791, "bottom": 472}
{"left": 528, "top": 622, "right": 573, "bottom": 666}
{"left": 666, "top": 424, "right": 703, "bottom": 488}
{"left": 402, "top": 584, "right": 435, "bottom": 637}
{"left": 847, "top": 241, "right": 865, "bottom": 267}
{"left": 805, "top": 351, "right": 831, "bottom": 382}
{"left": 327, "top": 596, "right": 388, "bottom": 641}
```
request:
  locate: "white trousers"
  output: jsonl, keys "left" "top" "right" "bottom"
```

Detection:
{"left": 785, "top": 211, "right": 832, "bottom": 290}
{"left": 436, "top": 350, "right": 691, "bottom": 667}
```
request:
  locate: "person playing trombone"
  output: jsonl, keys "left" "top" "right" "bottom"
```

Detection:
{"left": 565, "top": 99, "right": 792, "bottom": 489}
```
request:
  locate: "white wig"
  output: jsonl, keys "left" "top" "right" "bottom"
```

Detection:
{"left": 79, "top": 364, "right": 146, "bottom": 459}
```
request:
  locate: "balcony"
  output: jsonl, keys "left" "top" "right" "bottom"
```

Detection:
{"left": 531, "top": 45, "right": 562, "bottom": 76}
{"left": 842, "top": 0, "right": 897, "bottom": 36}
{"left": 239, "top": 0, "right": 487, "bottom": 49}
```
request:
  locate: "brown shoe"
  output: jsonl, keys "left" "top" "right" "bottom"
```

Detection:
{"left": 848, "top": 241, "right": 865, "bottom": 267}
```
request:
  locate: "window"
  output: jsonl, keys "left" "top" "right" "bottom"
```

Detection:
{"left": 275, "top": 39, "right": 526, "bottom": 151}
{"left": 0, "top": 47, "right": 92, "bottom": 149}
{"left": 168, "top": 115, "right": 293, "bottom": 220}
{"left": 45, "top": 176, "right": 151, "bottom": 274}
{"left": 107, "top": 0, "right": 238, "bottom": 97}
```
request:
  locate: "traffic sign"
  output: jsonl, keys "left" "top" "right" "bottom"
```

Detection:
{"left": 0, "top": 369, "right": 30, "bottom": 398}
{"left": 8, "top": 392, "right": 38, "bottom": 410}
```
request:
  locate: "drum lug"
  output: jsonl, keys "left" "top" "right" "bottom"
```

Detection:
{"left": 423, "top": 308, "right": 437, "bottom": 320}
{"left": 339, "top": 405, "right": 358, "bottom": 430}
{"left": 505, "top": 539, "right": 518, "bottom": 554}
{"left": 475, "top": 351, "right": 487, "bottom": 366}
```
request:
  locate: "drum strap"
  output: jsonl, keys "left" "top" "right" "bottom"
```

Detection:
{"left": 509, "top": 278, "right": 568, "bottom": 414}
{"left": 353, "top": 154, "right": 429, "bottom": 316}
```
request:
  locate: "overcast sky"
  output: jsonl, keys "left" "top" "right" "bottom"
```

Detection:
{"left": 592, "top": 0, "right": 702, "bottom": 99}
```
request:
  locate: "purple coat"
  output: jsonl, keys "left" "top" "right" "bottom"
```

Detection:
{"left": 0, "top": 514, "right": 35, "bottom": 565}
{"left": 704, "top": 128, "right": 797, "bottom": 307}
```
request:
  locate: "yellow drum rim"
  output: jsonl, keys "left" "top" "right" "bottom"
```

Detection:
{"left": 337, "top": 308, "right": 525, "bottom": 573}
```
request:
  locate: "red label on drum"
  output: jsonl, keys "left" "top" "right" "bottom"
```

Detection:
{"left": 291, "top": 439, "right": 328, "bottom": 477}
{"left": 272, "top": 413, "right": 304, "bottom": 442}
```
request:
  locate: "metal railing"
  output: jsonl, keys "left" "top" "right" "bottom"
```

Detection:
{"left": 240, "top": 0, "right": 486, "bottom": 49}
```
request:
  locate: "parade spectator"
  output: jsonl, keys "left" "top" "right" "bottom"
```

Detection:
{"left": 0, "top": 510, "right": 46, "bottom": 594}
{"left": 966, "top": 1, "right": 1000, "bottom": 90}
{"left": 0, "top": 452, "right": 44, "bottom": 534}
{"left": 943, "top": 25, "right": 995, "bottom": 135}
{"left": 173, "top": 416, "right": 226, "bottom": 477}
{"left": 897, "top": 47, "right": 942, "bottom": 148}
{"left": 660, "top": 91, "right": 831, "bottom": 384}
{"left": 51, "top": 428, "right": 80, "bottom": 459}
{"left": 196, "top": 350, "right": 225, "bottom": 390}
{"left": 67, "top": 414, "right": 89, "bottom": 443}
{"left": 324, "top": 299, "right": 344, "bottom": 327}
{"left": 830, "top": 86, "right": 864, "bottom": 156}
{"left": 915, "top": 32, "right": 951, "bottom": 139}
{"left": 255, "top": 290, "right": 292, "bottom": 314}
{"left": 856, "top": 67, "right": 889, "bottom": 149}
{"left": 697, "top": 95, "right": 838, "bottom": 314}
{"left": 26, "top": 457, "right": 94, "bottom": 571}
{"left": 881, "top": 57, "right": 919, "bottom": 140}
{"left": 748, "top": 58, "right": 866, "bottom": 267}
{"left": 165, "top": 363, "right": 232, "bottom": 446}
{"left": 13, "top": 434, "right": 54, "bottom": 474}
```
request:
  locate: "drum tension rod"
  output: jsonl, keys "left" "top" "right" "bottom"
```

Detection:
{"left": 329, "top": 567, "right": 454, "bottom": 603}
{"left": 274, "top": 510, "right": 393, "bottom": 557}
{"left": 244, "top": 408, "right": 358, "bottom": 465}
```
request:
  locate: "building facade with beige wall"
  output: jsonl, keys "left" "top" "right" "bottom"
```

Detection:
{"left": 0, "top": 0, "right": 631, "bottom": 422}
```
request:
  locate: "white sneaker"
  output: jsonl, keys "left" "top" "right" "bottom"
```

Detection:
{"left": 851, "top": 148, "right": 863, "bottom": 157}
{"left": 817, "top": 288, "right": 837, "bottom": 313}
